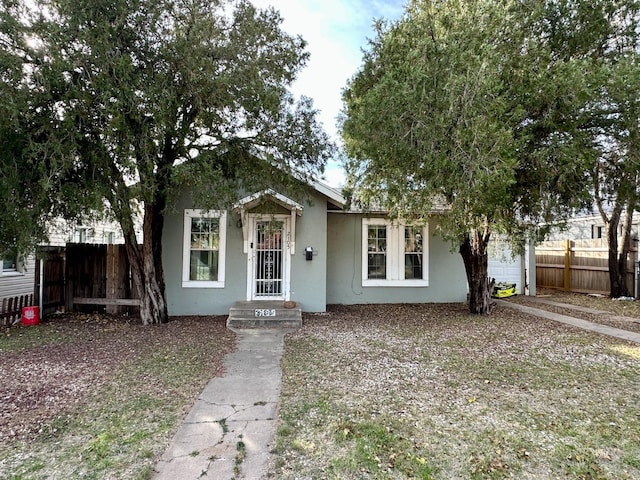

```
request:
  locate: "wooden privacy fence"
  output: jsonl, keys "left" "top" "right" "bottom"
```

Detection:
{"left": 536, "top": 239, "right": 638, "bottom": 295}
{"left": 3, "top": 244, "right": 138, "bottom": 324}
{"left": 65, "top": 243, "right": 139, "bottom": 313}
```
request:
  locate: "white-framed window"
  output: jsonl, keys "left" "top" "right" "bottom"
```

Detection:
{"left": 73, "top": 227, "right": 89, "bottom": 243}
{"left": 362, "top": 218, "right": 429, "bottom": 287}
{"left": 1, "top": 252, "right": 22, "bottom": 276}
{"left": 182, "top": 209, "right": 227, "bottom": 288}
{"left": 104, "top": 231, "right": 116, "bottom": 244}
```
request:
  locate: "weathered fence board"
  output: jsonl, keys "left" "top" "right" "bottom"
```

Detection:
{"left": 0, "top": 294, "right": 33, "bottom": 326}
{"left": 105, "top": 244, "right": 136, "bottom": 314}
{"left": 536, "top": 238, "right": 637, "bottom": 295}
{"left": 25, "top": 244, "right": 140, "bottom": 323}
{"left": 65, "top": 243, "right": 139, "bottom": 313}
{"left": 73, "top": 297, "right": 140, "bottom": 306}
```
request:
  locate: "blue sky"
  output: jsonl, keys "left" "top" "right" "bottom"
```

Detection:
{"left": 250, "top": 0, "right": 407, "bottom": 187}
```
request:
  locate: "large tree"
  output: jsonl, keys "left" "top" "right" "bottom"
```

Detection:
{"left": 0, "top": 2, "right": 98, "bottom": 257}
{"left": 341, "top": 0, "right": 629, "bottom": 313}
{"left": 591, "top": 55, "right": 640, "bottom": 298}
{"left": 1, "top": 0, "right": 332, "bottom": 324}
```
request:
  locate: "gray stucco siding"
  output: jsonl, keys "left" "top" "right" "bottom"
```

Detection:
{"left": 287, "top": 196, "right": 328, "bottom": 312}
{"left": 162, "top": 191, "right": 330, "bottom": 315}
{"left": 326, "top": 213, "right": 467, "bottom": 305}
{"left": 162, "top": 194, "right": 246, "bottom": 315}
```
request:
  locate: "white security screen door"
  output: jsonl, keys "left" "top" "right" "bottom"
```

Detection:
{"left": 251, "top": 219, "right": 289, "bottom": 300}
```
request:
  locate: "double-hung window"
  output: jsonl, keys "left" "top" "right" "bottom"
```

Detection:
{"left": 2, "top": 255, "right": 18, "bottom": 275}
{"left": 1, "top": 252, "right": 21, "bottom": 276}
{"left": 182, "top": 209, "right": 227, "bottom": 288}
{"left": 73, "top": 228, "right": 89, "bottom": 243}
{"left": 362, "top": 218, "right": 428, "bottom": 287}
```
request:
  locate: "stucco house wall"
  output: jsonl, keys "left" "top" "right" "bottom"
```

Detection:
{"left": 163, "top": 196, "right": 246, "bottom": 316}
{"left": 163, "top": 189, "right": 332, "bottom": 315}
{"left": 326, "top": 212, "right": 467, "bottom": 305}
{"left": 286, "top": 194, "right": 328, "bottom": 312}
{"left": 163, "top": 184, "right": 472, "bottom": 316}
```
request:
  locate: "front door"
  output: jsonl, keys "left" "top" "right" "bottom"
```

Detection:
{"left": 249, "top": 218, "right": 290, "bottom": 300}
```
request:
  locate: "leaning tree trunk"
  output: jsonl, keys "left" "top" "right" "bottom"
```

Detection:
{"left": 608, "top": 203, "right": 633, "bottom": 298}
{"left": 124, "top": 204, "right": 169, "bottom": 325}
{"left": 459, "top": 229, "right": 493, "bottom": 315}
{"left": 118, "top": 178, "right": 169, "bottom": 325}
{"left": 123, "top": 156, "right": 173, "bottom": 325}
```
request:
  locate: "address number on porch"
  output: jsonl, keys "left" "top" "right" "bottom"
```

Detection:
{"left": 255, "top": 309, "right": 276, "bottom": 317}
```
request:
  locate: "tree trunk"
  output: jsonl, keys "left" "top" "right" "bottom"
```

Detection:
{"left": 121, "top": 200, "right": 169, "bottom": 325}
{"left": 608, "top": 203, "right": 633, "bottom": 298}
{"left": 459, "top": 229, "right": 493, "bottom": 314}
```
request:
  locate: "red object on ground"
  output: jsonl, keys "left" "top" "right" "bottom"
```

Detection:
{"left": 21, "top": 306, "right": 40, "bottom": 326}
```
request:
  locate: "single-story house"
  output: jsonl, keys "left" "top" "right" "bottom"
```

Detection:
{"left": 3, "top": 180, "right": 532, "bottom": 324}
{"left": 162, "top": 181, "right": 475, "bottom": 325}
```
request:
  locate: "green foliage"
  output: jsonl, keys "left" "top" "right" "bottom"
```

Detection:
{"left": 0, "top": 0, "right": 332, "bottom": 253}
{"left": 235, "top": 439, "right": 247, "bottom": 475}
{"left": 341, "top": 0, "right": 634, "bottom": 248}
{"left": 0, "top": 0, "right": 109, "bottom": 254}
{"left": 341, "top": 0, "right": 640, "bottom": 312}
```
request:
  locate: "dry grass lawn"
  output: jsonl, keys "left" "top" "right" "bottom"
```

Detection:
{"left": 2, "top": 293, "right": 640, "bottom": 479}
{"left": 271, "top": 302, "right": 640, "bottom": 479}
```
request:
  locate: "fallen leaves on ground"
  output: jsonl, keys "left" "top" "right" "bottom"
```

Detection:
{"left": 0, "top": 313, "right": 235, "bottom": 444}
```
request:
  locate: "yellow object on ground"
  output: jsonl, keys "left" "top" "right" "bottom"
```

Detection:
{"left": 492, "top": 282, "right": 517, "bottom": 298}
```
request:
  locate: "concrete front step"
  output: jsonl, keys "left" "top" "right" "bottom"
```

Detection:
{"left": 227, "top": 301, "right": 302, "bottom": 328}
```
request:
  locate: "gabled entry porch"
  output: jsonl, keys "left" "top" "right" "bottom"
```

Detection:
{"left": 226, "top": 300, "right": 302, "bottom": 328}
{"left": 228, "top": 189, "right": 304, "bottom": 328}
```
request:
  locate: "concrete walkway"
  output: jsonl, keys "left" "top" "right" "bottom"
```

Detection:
{"left": 495, "top": 298, "right": 640, "bottom": 344}
{"left": 152, "top": 329, "right": 289, "bottom": 480}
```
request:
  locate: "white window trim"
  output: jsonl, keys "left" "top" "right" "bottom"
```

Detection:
{"left": 74, "top": 227, "right": 90, "bottom": 243}
{"left": 1, "top": 255, "right": 23, "bottom": 277}
{"left": 1, "top": 269, "right": 23, "bottom": 277}
{"left": 182, "top": 209, "right": 227, "bottom": 288}
{"left": 362, "top": 218, "right": 429, "bottom": 287}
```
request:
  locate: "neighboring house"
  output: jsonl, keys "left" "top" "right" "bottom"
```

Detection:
{"left": 0, "top": 251, "right": 35, "bottom": 303}
{"left": 545, "top": 210, "right": 640, "bottom": 242}
{"left": 162, "top": 182, "right": 470, "bottom": 316}
{"left": 46, "top": 216, "right": 140, "bottom": 246}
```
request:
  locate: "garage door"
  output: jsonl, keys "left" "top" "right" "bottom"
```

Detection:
{"left": 488, "top": 241, "right": 523, "bottom": 293}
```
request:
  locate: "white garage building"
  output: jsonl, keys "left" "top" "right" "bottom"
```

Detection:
{"left": 487, "top": 239, "right": 536, "bottom": 296}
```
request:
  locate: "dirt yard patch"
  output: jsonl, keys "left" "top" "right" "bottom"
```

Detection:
{"left": 0, "top": 313, "right": 235, "bottom": 479}
{"left": 271, "top": 303, "right": 640, "bottom": 479}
